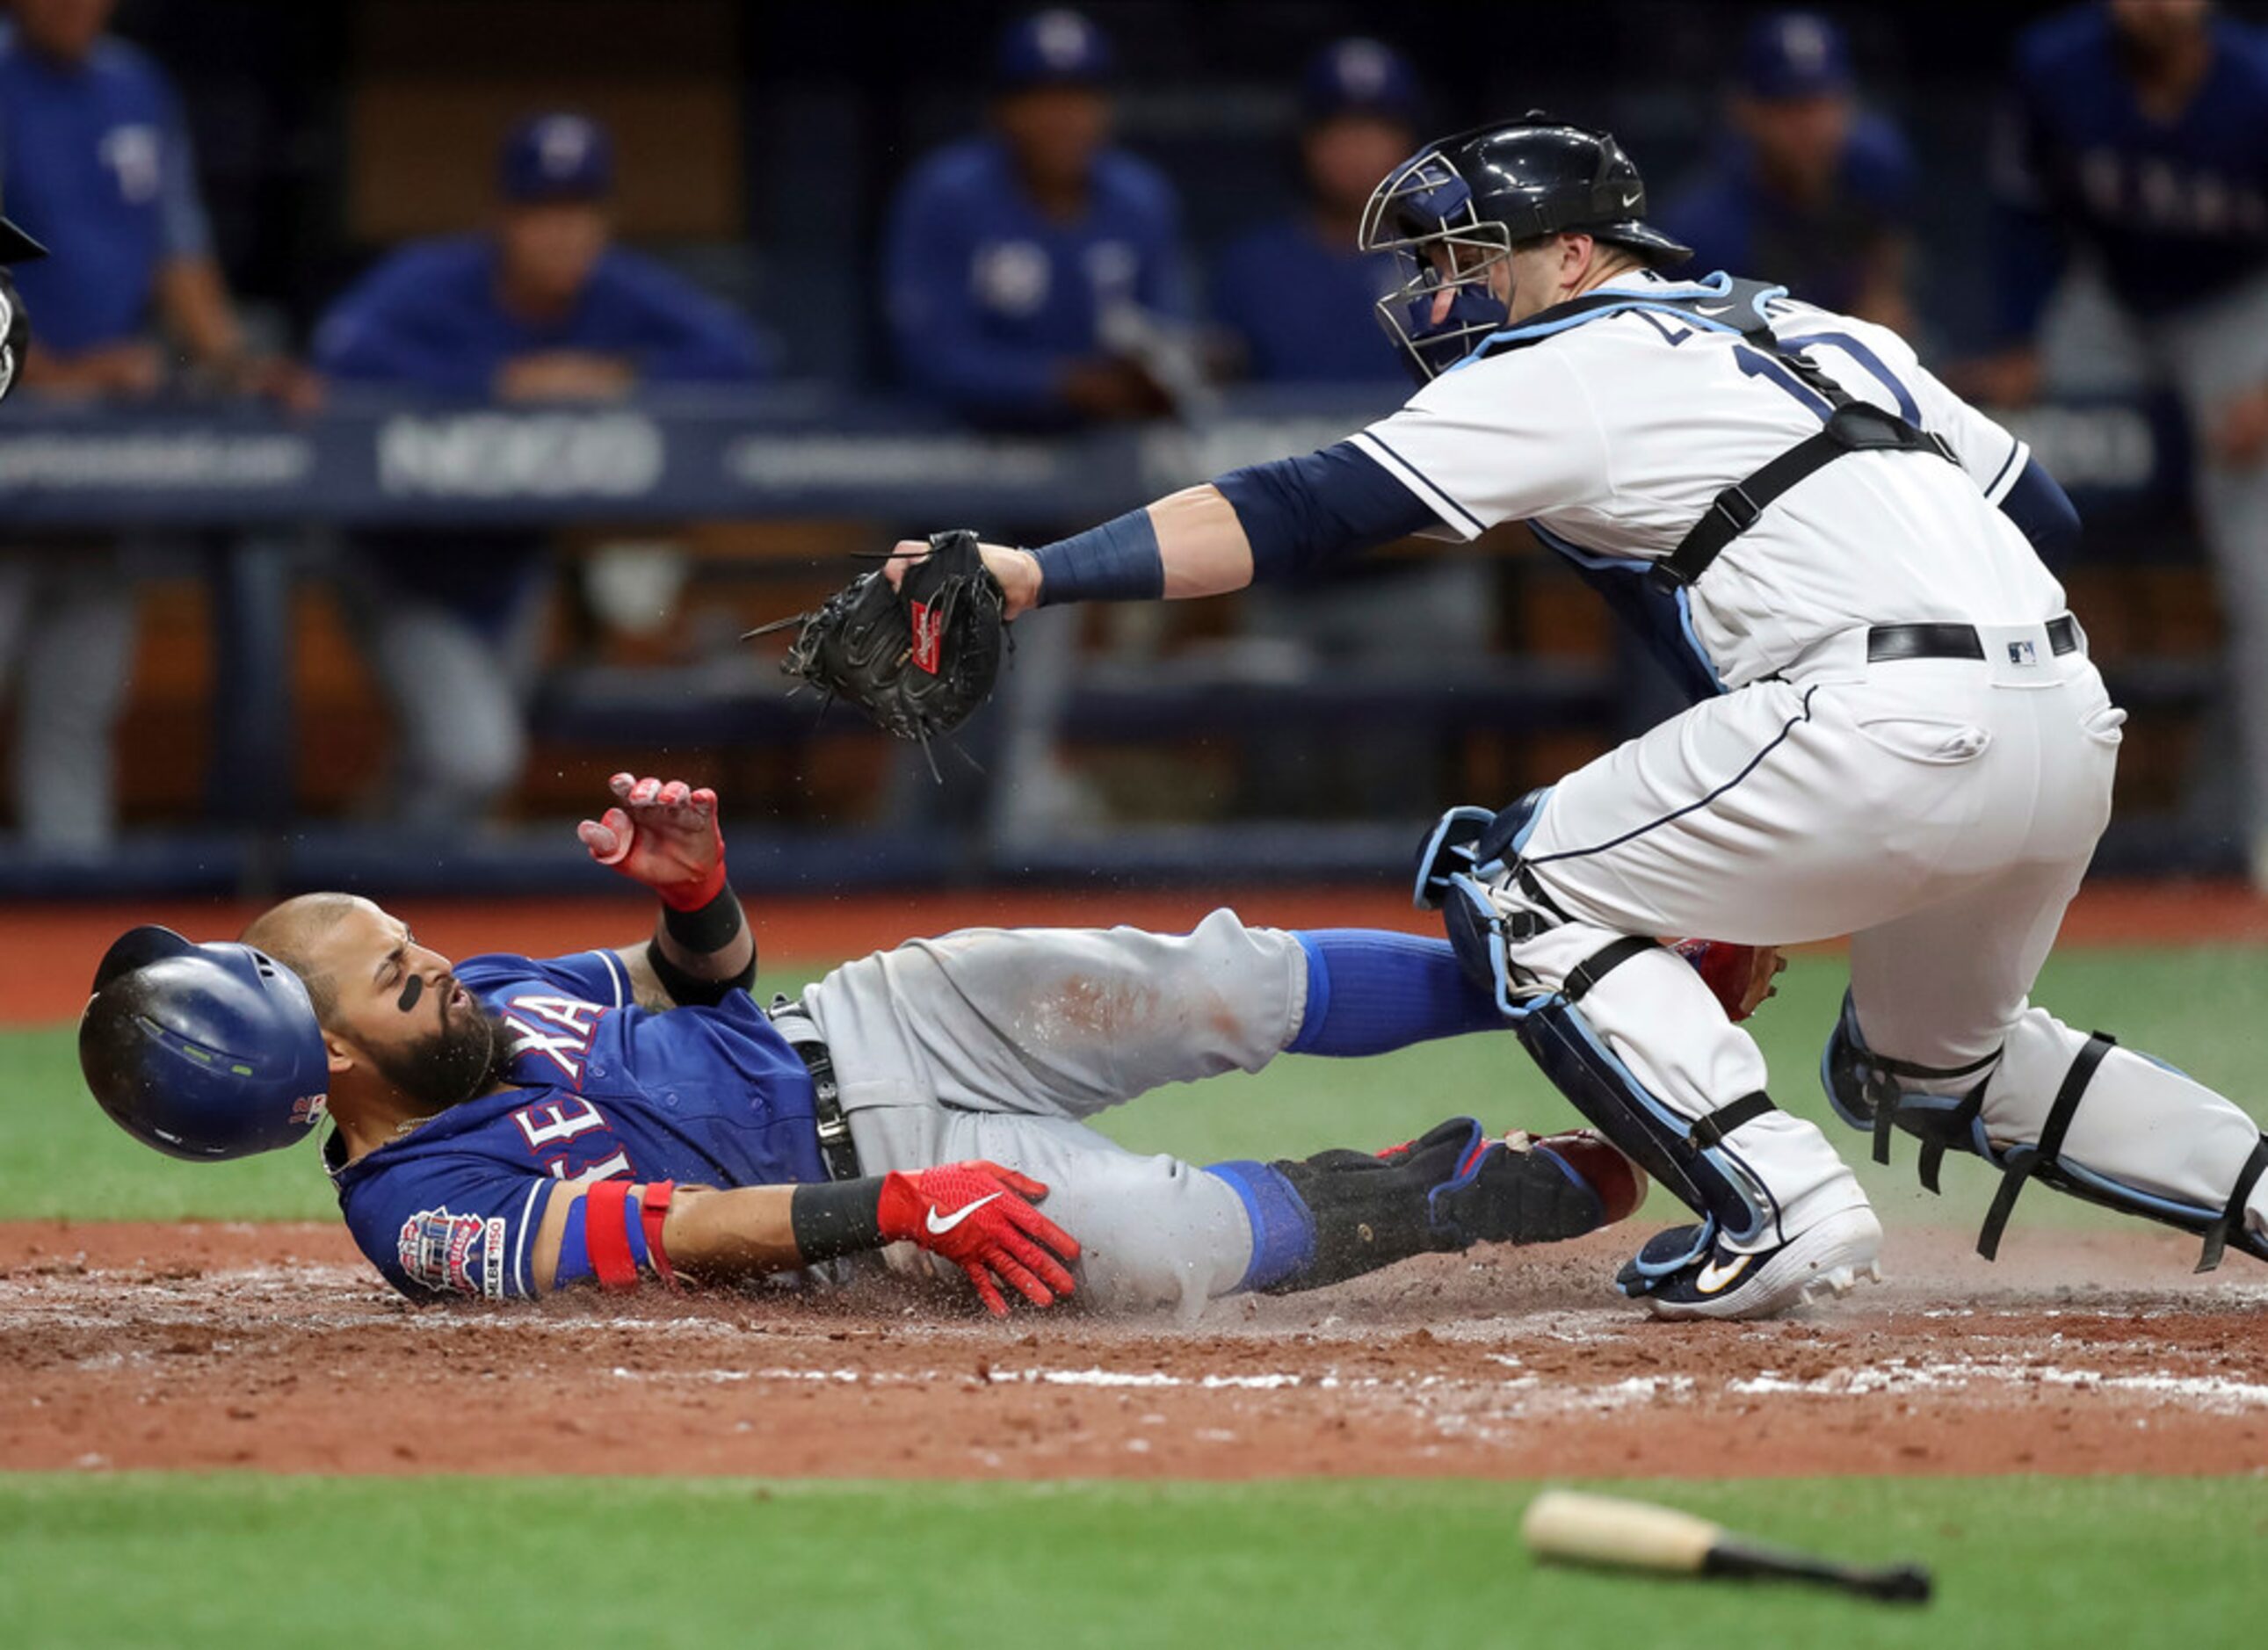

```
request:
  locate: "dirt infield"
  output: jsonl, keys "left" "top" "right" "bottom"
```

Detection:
{"left": 6, "top": 1219, "right": 2264, "bottom": 1480}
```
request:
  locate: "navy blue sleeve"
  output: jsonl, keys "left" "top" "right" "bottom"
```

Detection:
{"left": 313, "top": 252, "right": 491, "bottom": 391}
{"left": 1996, "top": 454, "right": 2082, "bottom": 566}
{"left": 611, "top": 256, "right": 776, "bottom": 382}
{"left": 1214, "top": 439, "right": 1440, "bottom": 581}
{"left": 350, "top": 1157, "right": 556, "bottom": 1301}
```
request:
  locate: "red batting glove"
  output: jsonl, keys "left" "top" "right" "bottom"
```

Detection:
{"left": 876, "top": 1161, "right": 1081, "bottom": 1317}
{"left": 576, "top": 772, "right": 727, "bottom": 911}
{"left": 1671, "top": 938, "right": 1788, "bottom": 1022}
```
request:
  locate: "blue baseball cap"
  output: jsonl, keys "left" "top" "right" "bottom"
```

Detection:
{"left": 498, "top": 112, "right": 615, "bottom": 203}
{"left": 1301, "top": 37, "right": 1421, "bottom": 127}
{"left": 993, "top": 9, "right": 1114, "bottom": 91}
{"left": 1740, "top": 11, "right": 1852, "bottom": 100}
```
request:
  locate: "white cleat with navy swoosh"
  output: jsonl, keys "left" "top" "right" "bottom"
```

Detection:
{"left": 1613, "top": 1205, "right": 1883, "bottom": 1321}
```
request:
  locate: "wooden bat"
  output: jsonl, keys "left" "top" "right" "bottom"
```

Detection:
{"left": 1520, "top": 1490, "right": 1932, "bottom": 1603}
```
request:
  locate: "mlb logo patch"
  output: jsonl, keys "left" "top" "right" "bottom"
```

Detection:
{"left": 398, "top": 1208, "right": 505, "bottom": 1299}
{"left": 2007, "top": 640, "right": 2039, "bottom": 666}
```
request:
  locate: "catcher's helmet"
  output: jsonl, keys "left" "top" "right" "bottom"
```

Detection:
{"left": 79, "top": 926, "right": 330, "bottom": 1162}
{"left": 1359, "top": 112, "right": 1693, "bottom": 381}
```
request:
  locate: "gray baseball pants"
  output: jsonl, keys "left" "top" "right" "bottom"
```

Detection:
{"left": 792, "top": 908, "right": 1311, "bottom": 1317}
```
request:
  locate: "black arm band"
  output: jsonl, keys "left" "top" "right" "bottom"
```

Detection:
{"left": 644, "top": 937, "right": 757, "bottom": 1009}
{"left": 789, "top": 1176, "right": 886, "bottom": 1263}
{"left": 663, "top": 882, "right": 745, "bottom": 955}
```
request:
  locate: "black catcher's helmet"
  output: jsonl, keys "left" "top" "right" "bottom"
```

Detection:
{"left": 1359, "top": 112, "right": 1692, "bottom": 381}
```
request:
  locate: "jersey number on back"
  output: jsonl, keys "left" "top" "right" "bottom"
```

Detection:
{"left": 1734, "top": 330, "right": 1920, "bottom": 426}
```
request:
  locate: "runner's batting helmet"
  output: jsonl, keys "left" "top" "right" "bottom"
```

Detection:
{"left": 1359, "top": 112, "right": 1692, "bottom": 380}
{"left": 79, "top": 927, "right": 330, "bottom": 1162}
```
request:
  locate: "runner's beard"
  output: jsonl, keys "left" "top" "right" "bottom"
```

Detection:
{"left": 370, "top": 991, "right": 514, "bottom": 1114}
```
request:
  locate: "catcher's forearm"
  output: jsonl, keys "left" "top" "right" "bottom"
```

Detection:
{"left": 1023, "top": 483, "right": 1255, "bottom": 612}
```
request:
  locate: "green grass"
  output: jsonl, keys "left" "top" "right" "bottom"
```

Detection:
{"left": 0, "top": 1473, "right": 2257, "bottom": 1649}
{"left": 9, "top": 946, "right": 2263, "bottom": 1229}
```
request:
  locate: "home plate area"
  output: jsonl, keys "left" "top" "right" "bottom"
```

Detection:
{"left": 4, "top": 1220, "right": 2264, "bottom": 1480}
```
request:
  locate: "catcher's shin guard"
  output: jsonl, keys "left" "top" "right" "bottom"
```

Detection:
{"left": 1423, "top": 794, "right": 1786, "bottom": 1244}
{"left": 1822, "top": 992, "right": 2268, "bottom": 1270}
{"left": 1515, "top": 995, "right": 1780, "bottom": 1245}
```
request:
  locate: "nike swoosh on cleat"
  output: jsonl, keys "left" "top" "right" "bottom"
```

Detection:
{"left": 925, "top": 1192, "right": 1003, "bottom": 1235}
{"left": 1695, "top": 303, "right": 1733, "bottom": 315}
{"left": 1694, "top": 1252, "right": 1754, "bottom": 1294}
{"left": 1620, "top": 190, "right": 1641, "bottom": 208}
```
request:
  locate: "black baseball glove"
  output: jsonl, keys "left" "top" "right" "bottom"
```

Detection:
{"left": 749, "top": 529, "right": 1009, "bottom": 749}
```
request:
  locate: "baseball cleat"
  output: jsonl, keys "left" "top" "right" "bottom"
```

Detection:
{"left": 1612, "top": 1205, "right": 1882, "bottom": 1321}
{"left": 1427, "top": 1127, "right": 1650, "bottom": 1247}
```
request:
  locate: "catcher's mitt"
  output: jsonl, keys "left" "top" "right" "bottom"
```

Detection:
{"left": 748, "top": 529, "right": 1008, "bottom": 752}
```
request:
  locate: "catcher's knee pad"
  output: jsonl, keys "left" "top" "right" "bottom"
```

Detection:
{"left": 1823, "top": 995, "right": 2268, "bottom": 1270}
{"left": 1413, "top": 790, "right": 1548, "bottom": 911}
{"left": 1820, "top": 989, "right": 2004, "bottom": 1188}
{"left": 1515, "top": 992, "right": 1778, "bottom": 1245}
{"left": 1428, "top": 791, "right": 1570, "bottom": 1015}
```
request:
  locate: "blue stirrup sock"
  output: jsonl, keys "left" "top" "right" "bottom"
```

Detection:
{"left": 1286, "top": 930, "right": 1504, "bottom": 1057}
{"left": 1205, "top": 1160, "right": 1317, "bottom": 1291}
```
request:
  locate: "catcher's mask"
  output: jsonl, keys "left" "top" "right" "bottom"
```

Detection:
{"left": 79, "top": 926, "right": 330, "bottom": 1162}
{"left": 1359, "top": 112, "right": 1692, "bottom": 383}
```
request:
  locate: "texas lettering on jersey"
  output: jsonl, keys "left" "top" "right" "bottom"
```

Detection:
{"left": 337, "top": 950, "right": 830, "bottom": 1302}
{"left": 499, "top": 991, "right": 608, "bottom": 1082}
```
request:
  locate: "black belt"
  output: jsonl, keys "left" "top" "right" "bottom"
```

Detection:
{"left": 1866, "top": 614, "right": 2080, "bottom": 664}
{"left": 769, "top": 995, "right": 861, "bottom": 1182}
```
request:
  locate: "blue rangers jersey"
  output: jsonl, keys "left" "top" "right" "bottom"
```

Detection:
{"left": 1992, "top": 5, "right": 2268, "bottom": 340}
{"left": 329, "top": 950, "right": 825, "bottom": 1301}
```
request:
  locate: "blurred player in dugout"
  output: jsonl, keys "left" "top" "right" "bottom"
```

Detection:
{"left": 882, "top": 6, "right": 1191, "bottom": 431}
{"left": 314, "top": 112, "right": 774, "bottom": 830}
{"left": 1656, "top": 9, "right": 1918, "bottom": 333}
{"left": 0, "top": 0, "right": 308, "bottom": 850}
{"left": 1212, "top": 38, "right": 1496, "bottom": 816}
{"left": 1952, "top": 0, "right": 2268, "bottom": 887}
{"left": 882, "top": 8, "right": 1193, "bottom": 842}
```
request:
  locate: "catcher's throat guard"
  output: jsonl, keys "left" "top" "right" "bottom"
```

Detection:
{"left": 746, "top": 528, "right": 1009, "bottom": 765}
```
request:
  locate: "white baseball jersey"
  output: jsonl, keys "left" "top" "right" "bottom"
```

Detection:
{"left": 1349, "top": 271, "right": 2065, "bottom": 691}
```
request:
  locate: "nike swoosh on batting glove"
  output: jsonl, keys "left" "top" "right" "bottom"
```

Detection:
{"left": 876, "top": 1161, "right": 1081, "bottom": 1317}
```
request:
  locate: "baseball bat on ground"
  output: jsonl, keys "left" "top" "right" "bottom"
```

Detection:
{"left": 1520, "top": 1489, "right": 1932, "bottom": 1604}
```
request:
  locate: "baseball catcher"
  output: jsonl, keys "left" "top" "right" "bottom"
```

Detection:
{"left": 873, "top": 112, "right": 2268, "bottom": 1319}
{"left": 77, "top": 771, "right": 1693, "bottom": 1315}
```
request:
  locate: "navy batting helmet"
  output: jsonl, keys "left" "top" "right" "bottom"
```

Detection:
{"left": 79, "top": 926, "right": 330, "bottom": 1162}
{"left": 1359, "top": 112, "right": 1692, "bottom": 380}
